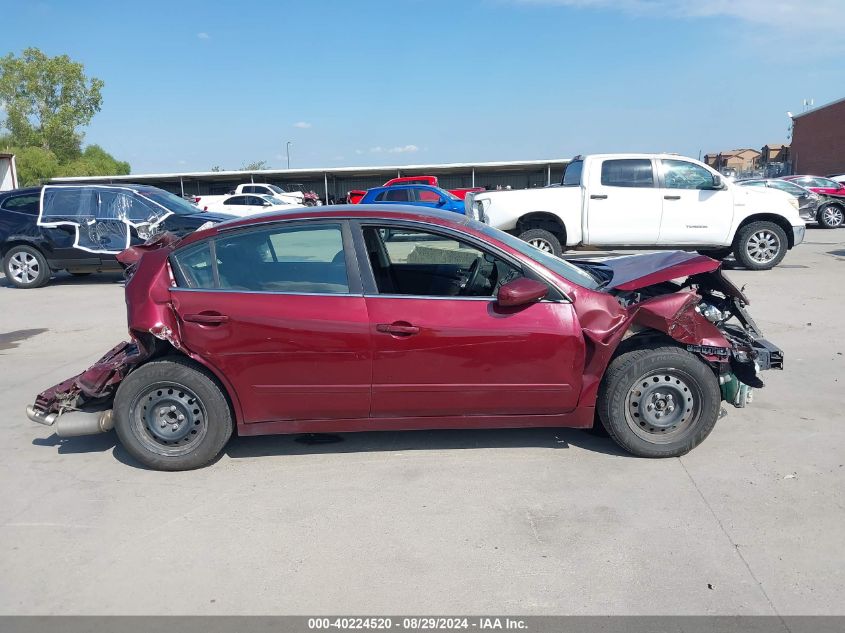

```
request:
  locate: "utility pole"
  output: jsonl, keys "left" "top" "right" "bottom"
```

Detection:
{"left": 286, "top": 141, "right": 292, "bottom": 170}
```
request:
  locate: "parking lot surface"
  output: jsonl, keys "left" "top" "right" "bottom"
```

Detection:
{"left": 0, "top": 232, "right": 843, "bottom": 615}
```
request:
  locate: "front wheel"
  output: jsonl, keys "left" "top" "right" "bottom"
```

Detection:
{"left": 517, "top": 228, "right": 563, "bottom": 256}
{"left": 818, "top": 203, "right": 844, "bottom": 229}
{"left": 597, "top": 345, "right": 721, "bottom": 457}
{"left": 113, "top": 357, "right": 233, "bottom": 471}
{"left": 733, "top": 221, "right": 788, "bottom": 270}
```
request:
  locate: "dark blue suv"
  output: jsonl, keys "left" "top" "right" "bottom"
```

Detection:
{"left": 0, "top": 184, "right": 231, "bottom": 288}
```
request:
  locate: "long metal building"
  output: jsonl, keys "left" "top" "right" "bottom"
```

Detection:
{"left": 49, "top": 158, "right": 571, "bottom": 202}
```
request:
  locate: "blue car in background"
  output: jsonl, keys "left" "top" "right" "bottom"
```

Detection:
{"left": 359, "top": 185, "right": 465, "bottom": 214}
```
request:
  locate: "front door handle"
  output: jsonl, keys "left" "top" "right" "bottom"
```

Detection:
{"left": 376, "top": 322, "right": 420, "bottom": 336}
{"left": 184, "top": 312, "right": 229, "bottom": 325}
{"left": 590, "top": 194, "right": 608, "bottom": 200}
{"left": 664, "top": 195, "right": 681, "bottom": 200}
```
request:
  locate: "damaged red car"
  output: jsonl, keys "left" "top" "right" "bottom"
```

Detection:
{"left": 27, "top": 207, "right": 783, "bottom": 470}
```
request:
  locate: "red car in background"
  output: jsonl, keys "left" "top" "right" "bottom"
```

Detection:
{"left": 782, "top": 175, "right": 845, "bottom": 198}
{"left": 348, "top": 175, "right": 484, "bottom": 204}
{"left": 27, "top": 207, "right": 782, "bottom": 470}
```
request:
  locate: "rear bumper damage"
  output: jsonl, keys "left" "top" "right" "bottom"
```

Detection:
{"left": 26, "top": 340, "right": 146, "bottom": 437}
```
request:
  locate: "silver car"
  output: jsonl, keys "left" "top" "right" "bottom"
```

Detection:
{"left": 736, "top": 178, "right": 834, "bottom": 227}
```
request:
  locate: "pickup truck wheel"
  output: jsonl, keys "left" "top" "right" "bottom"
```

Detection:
{"left": 818, "top": 203, "right": 844, "bottom": 229}
{"left": 114, "top": 357, "right": 233, "bottom": 471}
{"left": 517, "top": 228, "right": 562, "bottom": 256}
{"left": 3, "top": 245, "right": 51, "bottom": 289}
{"left": 597, "top": 345, "right": 720, "bottom": 458}
{"left": 733, "top": 221, "right": 788, "bottom": 270}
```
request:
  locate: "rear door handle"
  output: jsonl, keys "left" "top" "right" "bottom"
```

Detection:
{"left": 376, "top": 322, "right": 420, "bottom": 336}
{"left": 590, "top": 194, "right": 608, "bottom": 200}
{"left": 184, "top": 312, "right": 229, "bottom": 325}
{"left": 664, "top": 195, "right": 681, "bottom": 200}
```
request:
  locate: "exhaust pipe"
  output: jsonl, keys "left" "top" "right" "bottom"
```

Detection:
{"left": 26, "top": 406, "right": 114, "bottom": 437}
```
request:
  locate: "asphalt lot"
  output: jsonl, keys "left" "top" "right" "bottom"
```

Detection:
{"left": 0, "top": 231, "right": 843, "bottom": 615}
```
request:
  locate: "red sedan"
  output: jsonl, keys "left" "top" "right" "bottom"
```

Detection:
{"left": 27, "top": 207, "right": 783, "bottom": 470}
{"left": 782, "top": 175, "right": 845, "bottom": 198}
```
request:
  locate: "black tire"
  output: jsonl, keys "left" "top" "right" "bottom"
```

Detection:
{"left": 818, "top": 203, "right": 844, "bottom": 229}
{"left": 3, "top": 245, "right": 51, "bottom": 289}
{"left": 732, "top": 221, "right": 788, "bottom": 270}
{"left": 697, "top": 248, "right": 731, "bottom": 260}
{"left": 113, "top": 356, "right": 233, "bottom": 471}
{"left": 517, "top": 228, "right": 563, "bottom": 256}
{"left": 597, "top": 345, "right": 721, "bottom": 458}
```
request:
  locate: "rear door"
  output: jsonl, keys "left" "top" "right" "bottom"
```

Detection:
{"left": 584, "top": 158, "right": 662, "bottom": 244}
{"left": 657, "top": 159, "right": 735, "bottom": 245}
{"left": 354, "top": 221, "right": 584, "bottom": 419}
{"left": 169, "top": 220, "right": 372, "bottom": 424}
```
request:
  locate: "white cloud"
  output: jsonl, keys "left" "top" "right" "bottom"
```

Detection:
{"left": 293, "top": 121, "right": 312, "bottom": 129}
{"left": 355, "top": 149, "right": 364, "bottom": 155}
{"left": 387, "top": 145, "right": 419, "bottom": 154}
{"left": 513, "top": 0, "right": 843, "bottom": 31}
{"left": 196, "top": 32, "right": 210, "bottom": 39}
{"left": 369, "top": 146, "right": 383, "bottom": 153}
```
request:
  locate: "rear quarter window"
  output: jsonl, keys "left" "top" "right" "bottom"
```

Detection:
{"left": 0, "top": 193, "right": 41, "bottom": 216}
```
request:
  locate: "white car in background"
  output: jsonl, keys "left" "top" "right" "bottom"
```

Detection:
{"left": 233, "top": 183, "right": 305, "bottom": 205}
{"left": 197, "top": 193, "right": 300, "bottom": 217}
{"left": 830, "top": 174, "right": 845, "bottom": 184}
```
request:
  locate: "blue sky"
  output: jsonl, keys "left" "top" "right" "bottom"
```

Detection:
{"left": 3, "top": 0, "right": 843, "bottom": 174}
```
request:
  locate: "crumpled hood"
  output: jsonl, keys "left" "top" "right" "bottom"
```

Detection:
{"left": 582, "top": 251, "right": 721, "bottom": 291}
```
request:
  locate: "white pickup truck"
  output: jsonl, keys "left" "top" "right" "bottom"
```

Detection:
{"left": 466, "top": 153, "right": 806, "bottom": 270}
{"left": 231, "top": 183, "right": 305, "bottom": 205}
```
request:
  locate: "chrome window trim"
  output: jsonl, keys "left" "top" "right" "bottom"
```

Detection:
{"left": 170, "top": 287, "right": 361, "bottom": 298}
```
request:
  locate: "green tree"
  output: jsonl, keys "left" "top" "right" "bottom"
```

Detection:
{"left": 60, "top": 145, "right": 131, "bottom": 178}
{"left": 4, "top": 146, "right": 61, "bottom": 186}
{"left": 0, "top": 47, "right": 104, "bottom": 161}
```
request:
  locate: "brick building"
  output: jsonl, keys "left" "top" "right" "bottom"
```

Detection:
{"left": 791, "top": 96, "right": 845, "bottom": 175}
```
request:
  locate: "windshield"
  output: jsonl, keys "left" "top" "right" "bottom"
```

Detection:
{"left": 562, "top": 160, "right": 583, "bottom": 187}
{"left": 262, "top": 195, "right": 289, "bottom": 205}
{"left": 138, "top": 188, "right": 200, "bottom": 216}
{"left": 469, "top": 219, "right": 600, "bottom": 290}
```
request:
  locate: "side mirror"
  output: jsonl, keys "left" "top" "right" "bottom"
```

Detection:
{"left": 712, "top": 174, "right": 723, "bottom": 189}
{"left": 437, "top": 198, "right": 448, "bottom": 207}
{"left": 497, "top": 278, "right": 549, "bottom": 307}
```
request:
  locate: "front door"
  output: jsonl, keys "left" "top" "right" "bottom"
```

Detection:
{"left": 355, "top": 223, "right": 584, "bottom": 419}
{"left": 584, "top": 158, "right": 663, "bottom": 245}
{"left": 657, "top": 159, "right": 735, "bottom": 245}
{"left": 169, "top": 221, "right": 371, "bottom": 424}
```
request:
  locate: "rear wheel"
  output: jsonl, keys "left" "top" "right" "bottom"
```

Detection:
{"left": 3, "top": 245, "right": 51, "bottom": 288}
{"left": 517, "top": 228, "right": 562, "bottom": 256}
{"left": 818, "top": 203, "right": 844, "bottom": 229}
{"left": 732, "top": 221, "right": 788, "bottom": 270}
{"left": 114, "top": 357, "right": 233, "bottom": 471}
{"left": 597, "top": 345, "right": 720, "bottom": 457}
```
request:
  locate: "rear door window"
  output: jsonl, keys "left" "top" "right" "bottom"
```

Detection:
{"left": 600, "top": 159, "right": 655, "bottom": 187}
{"left": 173, "top": 223, "right": 349, "bottom": 294}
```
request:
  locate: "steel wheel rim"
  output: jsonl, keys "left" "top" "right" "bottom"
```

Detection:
{"left": 9, "top": 252, "right": 40, "bottom": 284}
{"left": 745, "top": 230, "right": 781, "bottom": 263}
{"left": 823, "top": 206, "right": 843, "bottom": 227}
{"left": 624, "top": 369, "right": 701, "bottom": 444}
{"left": 130, "top": 381, "right": 208, "bottom": 457}
{"left": 528, "top": 238, "right": 554, "bottom": 253}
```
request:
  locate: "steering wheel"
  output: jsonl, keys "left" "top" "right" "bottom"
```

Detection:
{"left": 460, "top": 258, "right": 484, "bottom": 296}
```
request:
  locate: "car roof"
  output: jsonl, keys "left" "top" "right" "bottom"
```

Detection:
{"left": 367, "top": 184, "right": 443, "bottom": 192}
{"left": 0, "top": 186, "right": 43, "bottom": 198}
{"left": 180, "top": 205, "right": 471, "bottom": 246}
